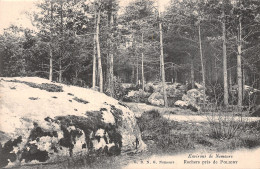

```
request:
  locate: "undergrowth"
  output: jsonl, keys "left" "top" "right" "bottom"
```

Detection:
{"left": 6, "top": 79, "right": 63, "bottom": 92}
{"left": 137, "top": 110, "right": 196, "bottom": 153}
{"left": 137, "top": 109, "right": 260, "bottom": 154}
{"left": 73, "top": 97, "right": 89, "bottom": 104}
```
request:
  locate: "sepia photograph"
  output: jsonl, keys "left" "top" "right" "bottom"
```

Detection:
{"left": 0, "top": 0, "right": 260, "bottom": 168}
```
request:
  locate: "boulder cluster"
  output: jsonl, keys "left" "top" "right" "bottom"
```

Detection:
{"left": 123, "top": 82, "right": 205, "bottom": 112}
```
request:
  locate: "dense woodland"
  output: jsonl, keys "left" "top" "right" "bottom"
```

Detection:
{"left": 0, "top": 0, "right": 260, "bottom": 109}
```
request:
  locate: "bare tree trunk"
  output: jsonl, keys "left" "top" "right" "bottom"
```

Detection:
{"left": 58, "top": 1, "right": 63, "bottom": 83}
{"left": 215, "top": 56, "right": 218, "bottom": 82}
{"left": 229, "top": 69, "right": 232, "bottom": 93}
{"left": 49, "top": 44, "right": 53, "bottom": 81}
{"left": 136, "top": 56, "right": 139, "bottom": 86}
{"left": 222, "top": 8, "right": 229, "bottom": 106}
{"left": 134, "top": 36, "right": 139, "bottom": 86}
{"left": 237, "top": 16, "right": 243, "bottom": 109}
{"left": 106, "top": 10, "right": 110, "bottom": 89}
{"left": 92, "top": 8, "right": 97, "bottom": 89}
{"left": 96, "top": 7, "right": 103, "bottom": 92}
{"left": 191, "top": 56, "right": 195, "bottom": 89}
{"left": 132, "top": 63, "right": 135, "bottom": 84}
{"left": 158, "top": 1, "right": 168, "bottom": 107}
{"left": 49, "top": 1, "right": 53, "bottom": 82}
{"left": 159, "top": 55, "right": 162, "bottom": 79}
{"left": 174, "top": 67, "right": 177, "bottom": 83}
{"left": 109, "top": 14, "right": 114, "bottom": 97}
{"left": 141, "top": 33, "right": 145, "bottom": 90}
{"left": 92, "top": 33, "right": 96, "bottom": 88}
{"left": 242, "top": 66, "right": 245, "bottom": 100}
{"left": 198, "top": 22, "right": 206, "bottom": 108}
{"left": 59, "top": 59, "right": 62, "bottom": 83}
{"left": 171, "top": 64, "right": 174, "bottom": 83}
{"left": 110, "top": 53, "right": 114, "bottom": 96}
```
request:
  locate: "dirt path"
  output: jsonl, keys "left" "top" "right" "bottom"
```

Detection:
{"left": 124, "top": 102, "right": 260, "bottom": 122}
{"left": 162, "top": 114, "right": 260, "bottom": 122}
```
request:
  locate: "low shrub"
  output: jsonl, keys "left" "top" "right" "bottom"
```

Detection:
{"left": 73, "top": 97, "right": 89, "bottom": 104}
{"left": 40, "top": 83, "right": 63, "bottom": 92}
{"left": 29, "top": 97, "right": 39, "bottom": 100}
{"left": 137, "top": 110, "right": 195, "bottom": 153}
{"left": 242, "top": 136, "right": 260, "bottom": 149}
{"left": 206, "top": 113, "right": 246, "bottom": 139}
{"left": 105, "top": 76, "right": 125, "bottom": 100}
{"left": 6, "top": 80, "right": 63, "bottom": 92}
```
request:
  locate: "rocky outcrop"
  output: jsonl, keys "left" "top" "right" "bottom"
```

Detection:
{"left": 174, "top": 89, "right": 204, "bottom": 112}
{"left": 145, "top": 83, "right": 186, "bottom": 106}
{"left": 123, "top": 89, "right": 151, "bottom": 103}
{"left": 147, "top": 92, "right": 164, "bottom": 106}
{"left": 250, "top": 91, "right": 260, "bottom": 117}
{"left": 174, "top": 100, "right": 188, "bottom": 108}
{"left": 0, "top": 77, "right": 146, "bottom": 168}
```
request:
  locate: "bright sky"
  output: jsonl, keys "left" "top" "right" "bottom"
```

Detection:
{"left": 0, "top": 0, "right": 38, "bottom": 34}
{"left": 0, "top": 0, "right": 170, "bottom": 34}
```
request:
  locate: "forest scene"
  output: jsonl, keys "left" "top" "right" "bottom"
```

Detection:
{"left": 0, "top": 0, "right": 260, "bottom": 168}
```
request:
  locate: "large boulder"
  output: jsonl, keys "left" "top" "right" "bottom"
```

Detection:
{"left": 0, "top": 77, "right": 146, "bottom": 168}
{"left": 145, "top": 82, "right": 187, "bottom": 107}
{"left": 174, "top": 100, "right": 188, "bottom": 108}
{"left": 250, "top": 91, "right": 260, "bottom": 117}
{"left": 147, "top": 92, "right": 164, "bottom": 106}
{"left": 195, "top": 82, "right": 204, "bottom": 90}
{"left": 155, "top": 83, "right": 186, "bottom": 96}
{"left": 123, "top": 89, "right": 151, "bottom": 103}
{"left": 144, "top": 82, "right": 155, "bottom": 93}
{"left": 174, "top": 88, "right": 204, "bottom": 111}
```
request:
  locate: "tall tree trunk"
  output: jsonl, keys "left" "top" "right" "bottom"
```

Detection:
{"left": 106, "top": 10, "right": 111, "bottom": 88}
{"left": 92, "top": 34, "right": 96, "bottom": 88}
{"left": 237, "top": 16, "right": 243, "bottom": 109}
{"left": 59, "top": 59, "right": 62, "bottom": 83}
{"left": 141, "top": 33, "right": 145, "bottom": 91}
{"left": 136, "top": 56, "right": 139, "bottom": 86}
{"left": 198, "top": 22, "right": 206, "bottom": 108}
{"left": 132, "top": 63, "right": 135, "bottom": 83}
{"left": 92, "top": 9, "right": 97, "bottom": 89}
{"left": 158, "top": 1, "right": 168, "bottom": 107}
{"left": 174, "top": 67, "right": 177, "bottom": 83}
{"left": 229, "top": 69, "right": 232, "bottom": 93}
{"left": 96, "top": 7, "right": 103, "bottom": 92}
{"left": 242, "top": 66, "right": 245, "bottom": 100}
{"left": 134, "top": 37, "right": 139, "bottom": 86}
{"left": 171, "top": 64, "right": 174, "bottom": 83}
{"left": 58, "top": 1, "right": 63, "bottom": 83}
{"left": 110, "top": 53, "right": 114, "bottom": 96}
{"left": 222, "top": 8, "right": 229, "bottom": 106}
{"left": 49, "top": 44, "right": 53, "bottom": 81}
{"left": 92, "top": 9, "right": 98, "bottom": 89}
{"left": 191, "top": 56, "right": 195, "bottom": 89}
{"left": 214, "top": 56, "right": 218, "bottom": 82}
{"left": 49, "top": 1, "right": 53, "bottom": 81}
{"left": 109, "top": 14, "right": 114, "bottom": 97}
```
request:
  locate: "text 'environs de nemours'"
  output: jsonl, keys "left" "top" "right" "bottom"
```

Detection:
{"left": 188, "top": 153, "right": 233, "bottom": 158}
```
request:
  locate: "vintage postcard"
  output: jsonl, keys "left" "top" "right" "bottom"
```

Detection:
{"left": 0, "top": 0, "right": 260, "bottom": 168}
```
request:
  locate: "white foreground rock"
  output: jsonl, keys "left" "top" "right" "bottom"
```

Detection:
{"left": 0, "top": 77, "right": 146, "bottom": 168}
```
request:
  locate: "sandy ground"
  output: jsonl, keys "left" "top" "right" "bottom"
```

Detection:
{"left": 162, "top": 114, "right": 260, "bottom": 123}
